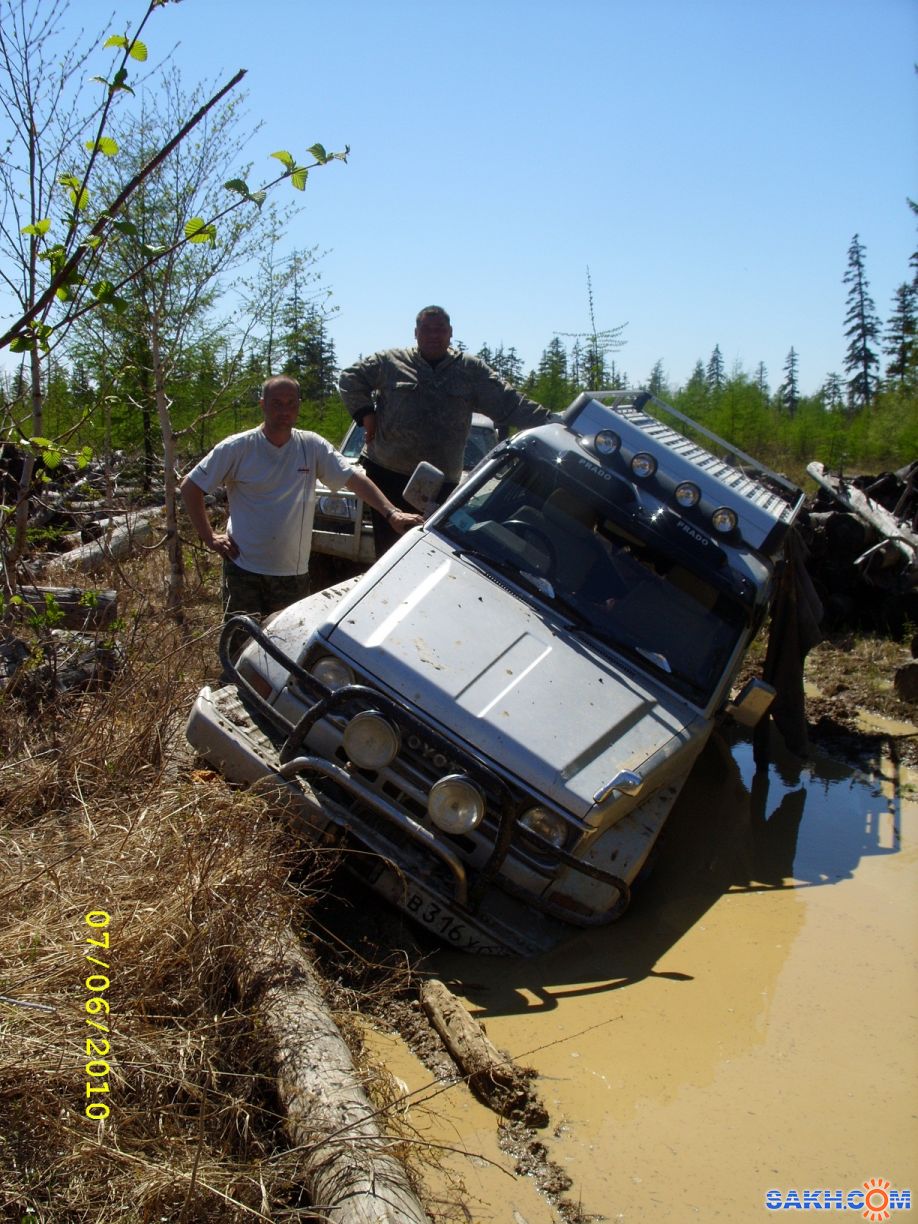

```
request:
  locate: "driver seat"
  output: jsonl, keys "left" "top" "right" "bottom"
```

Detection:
{"left": 539, "top": 490, "right": 611, "bottom": 594}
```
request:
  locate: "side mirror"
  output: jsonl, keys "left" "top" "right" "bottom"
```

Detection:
{"left": 725, "top": 677, "right": 776, "bottom": 727}
{"left": 403, "top": 461, "right": 445, "bottom": 515}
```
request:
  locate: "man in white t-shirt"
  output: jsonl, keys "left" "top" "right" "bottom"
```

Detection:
{"left": 181, "top": 375, "right": 423, "bottom": 618}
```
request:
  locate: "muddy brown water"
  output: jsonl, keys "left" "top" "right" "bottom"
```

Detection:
{"left": 373, "top": 725, "right": 918, "bottom": 1222}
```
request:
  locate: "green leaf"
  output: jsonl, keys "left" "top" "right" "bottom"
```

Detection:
{"left": 307, "top": 143, "right": 328, "bottom": 164}
{"left": 224, "top": 178, "right": 250, "bottom": 195}
{"left": 291, "top": 167, "right": 308, "bottom": 191}
{"left": 21, "top": 218, "right": 51, "bottom": 237}
{"left": 184, "top": 218, "right": 217, "bottom": 245}
{"left": 271, "top": 150, "right": 295, "bottom": 170}
{"left": 128, "top": 39, "right": 148, "bottom": 62}
{"left": 141, "top": 242, "right": 167, "bottom": 257}
{"left": 85, "top": 136, "right": 119, "bottom": 157}
{"left": 77, "top": 446, "right": 94, "bottom": 470}
{"left": 59, "top": 174, "right": 89, "bottom": 209}
{"left": 248, "top": 190, "right": 267, "bottom": 207}
{"left": 111, "top": 67, "right": 134, "bottom": 95}
{"left": 111, "top": 219, "right": 139, "bottom": 237}
{"left": 91, "top": 76, "right": 112, "bottom": 88}
{"left": 104, "top": 34, "right": 129, "bottom": 50}
{"left": 9, "top": 336, "right": 35, "bottom": 353}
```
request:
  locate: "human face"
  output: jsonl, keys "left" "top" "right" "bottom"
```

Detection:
{"left": 415, "top": 311, "right": 452, "bottom": 361}
{"left": 261, "top": 383, "right": 300, "bottom": 441}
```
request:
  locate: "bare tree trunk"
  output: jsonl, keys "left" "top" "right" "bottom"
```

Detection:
{"left": 152, "top": 312, "right": 185, "bottom": 619}
{"left": 9, "top": 346, "right": 43, "bottom": 565}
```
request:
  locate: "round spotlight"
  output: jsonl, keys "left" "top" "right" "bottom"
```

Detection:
{"left": 343, "top": 711, "right": 400, "bottom": 770}
{"left": 630, "top": 452, "right": 657, "bottom": 479}
{"left": 311, "top": 654, "right": 354, "bottom": 691}
{"left": 428, "top": 775, "right": 485, "bottom": 835}
{"left": 594, "top": 429, "right": 621, "bottom": 456}
{"left": 711, "top": 506, "right": 738, "bottom": 534}
{"left": 674, "top": 481, "right": 701, "bottom": 508}
{"left": 519, "top": 805, "right": 567, "bottom": 849}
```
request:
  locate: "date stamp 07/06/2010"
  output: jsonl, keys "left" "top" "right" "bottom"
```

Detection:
{"left": 82, "top": 911, "right": 112, "bottom": 1121}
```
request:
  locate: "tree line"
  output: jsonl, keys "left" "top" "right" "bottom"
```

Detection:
{"left": 1, "top": 0, "right": 914, "bottom": 516}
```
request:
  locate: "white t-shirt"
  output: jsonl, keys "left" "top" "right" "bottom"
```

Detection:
{"left": 187, "top": 427, "right": 352, "bottom": 575}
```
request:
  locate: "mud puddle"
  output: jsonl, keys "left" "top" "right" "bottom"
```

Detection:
{"left": 417, "top": 726, "right": 917, "bottom": 1221}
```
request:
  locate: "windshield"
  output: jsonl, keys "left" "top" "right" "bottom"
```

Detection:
{"left": 437, "top": 451, "right": 748, "bottom": 705}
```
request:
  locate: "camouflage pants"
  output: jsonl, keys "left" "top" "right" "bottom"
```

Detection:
{"left": 221, "top": 560, "right": 310, "bottom": 621}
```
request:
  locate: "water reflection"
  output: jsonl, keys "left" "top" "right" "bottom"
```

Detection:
{"left": 443, "top": 725, "right": 901, "bottom": 1019}
{"left": 729, "top": 721, "right": 901, "bottom": 884}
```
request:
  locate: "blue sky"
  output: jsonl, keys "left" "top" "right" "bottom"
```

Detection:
{"left": 22, "top": 1, "right": 918, "bottom": 393}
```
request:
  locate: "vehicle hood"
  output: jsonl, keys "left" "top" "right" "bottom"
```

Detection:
{"left": 324, "top": 535, "right": 705, "bottom": 820}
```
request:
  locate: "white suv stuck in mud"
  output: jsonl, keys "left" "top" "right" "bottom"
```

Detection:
{"left": 187, "top": 391, "right": 804, "bottom": 955}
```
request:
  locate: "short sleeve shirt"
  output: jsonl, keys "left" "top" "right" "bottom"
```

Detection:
{"left": 187, "top": 428, "right": 352, "bottom": 575}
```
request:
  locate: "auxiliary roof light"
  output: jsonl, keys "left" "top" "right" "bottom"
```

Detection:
{"left": 593, "top": 429, "right": 621, "bottom": 456}
{"left": 428, "top": 775, "right": 485, "bottom": 835}
{"left": 711, "top": 506, "right": 738, "bottom": 534}
{"left": 343, "top": 710, "right": 400, "bottom": 771}
{"left": 631, "top": 452, "right": 658, "bottom": 479}
{"left": 674, "top": 481, "right": 701, "bottom": 508}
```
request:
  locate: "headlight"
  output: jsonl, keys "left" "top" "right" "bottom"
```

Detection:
{"left": 631, "top": 452, "right": 657, "bottom": 479}
{"left": 318, "top": 493, "right": 356, "bottom": 521}
{"left": 594, "top": 429, "right": 621, "bottom": 456}
{"left": 674, "top": 481, "right": 701, "bottom": 508}
{"left": 711, "top": 506, "right": 738, "bottom": 533}
{"left": 343, "top": 711, "right": 400, "bottom": 770}
{"left": 519, "top": 805, "right": 567, "bottom": 849}
{"left": 311, "top": 655, "right": 354, "bottom": 690}
{"left": 428, "top": 775, "right": 485, "bottom": 835}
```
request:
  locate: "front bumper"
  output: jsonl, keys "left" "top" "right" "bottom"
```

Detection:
{"left": 187, "top": 615, "right": 646, "bottom": 954}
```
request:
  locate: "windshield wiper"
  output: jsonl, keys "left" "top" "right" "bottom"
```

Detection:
{"left": 452, "top": 546, "right": 548, "bottom": 596}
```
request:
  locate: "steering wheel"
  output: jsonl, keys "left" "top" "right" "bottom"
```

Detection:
{"left": 502, "top": 519, "right": 556, "bottom": 578}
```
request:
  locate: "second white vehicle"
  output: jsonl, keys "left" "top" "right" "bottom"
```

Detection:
{"left": 309, "top": 413, "right": 498, "bottom": 583}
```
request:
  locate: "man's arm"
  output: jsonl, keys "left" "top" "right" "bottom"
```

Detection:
{"left": 338, "top": 352, "right": 386, "bottom": 436}
{"left": 180, "top": 475, "right": 239, "bottom": 561}
{"left": 469, "top": 356, "right": 560, "bottom": 433}
{"left": 344, "top": 470, "right": 424, "bottom": 533}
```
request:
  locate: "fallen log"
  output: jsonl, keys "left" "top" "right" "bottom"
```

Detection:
{"left": 420, "top": 977, "right": 548, "bottom": 1127}
{"left": 807, "top": 462, "right": 918, "bottom": 575}
{"left": 237, "top": 928, "right": 430, "bottom": 1224}
{"left": 47, "top": 509, "right": 162, "bottom": 574}
{"left": 14, "top": 585, "right": 118, "bottom": 630}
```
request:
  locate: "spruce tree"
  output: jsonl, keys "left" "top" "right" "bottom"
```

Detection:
{"left": 706, "top": 344, "right": 725, "bottom": 394}
{"left": 842, "top": 233, "right": 881, "bottom": 409}
{"left": 778, "top": 347, "right": 800, "bottom": 416}
{"left": 883, "top": 282, "right": 916, "bottom": 388}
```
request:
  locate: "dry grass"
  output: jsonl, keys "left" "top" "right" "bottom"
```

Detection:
{"left": 0, "top": 550, "right": 366, "bottom": 1223}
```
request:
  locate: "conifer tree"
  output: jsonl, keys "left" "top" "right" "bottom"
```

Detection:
{"left": 883, "top": 282, "right": 916, "bottom": 388}
{"left": 778, "top": 347, "right": 800, "bottom": 416}
{"left": 706, "top": 344, "right": 725, "bottom": 394}
{"left": 842, "top": 233, "right": 881, "bottom": 409}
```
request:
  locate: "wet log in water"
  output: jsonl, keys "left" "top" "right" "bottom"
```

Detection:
{"left": 421, "top": 977, "right": 548, "bottom": 1126}
{"left": 237, "top": 928, "right": 429, "bottom": 1224}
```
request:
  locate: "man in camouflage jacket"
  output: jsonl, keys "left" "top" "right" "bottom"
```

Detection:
{"left": 338, "top": 304, "right": 556, "bottom": 555}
